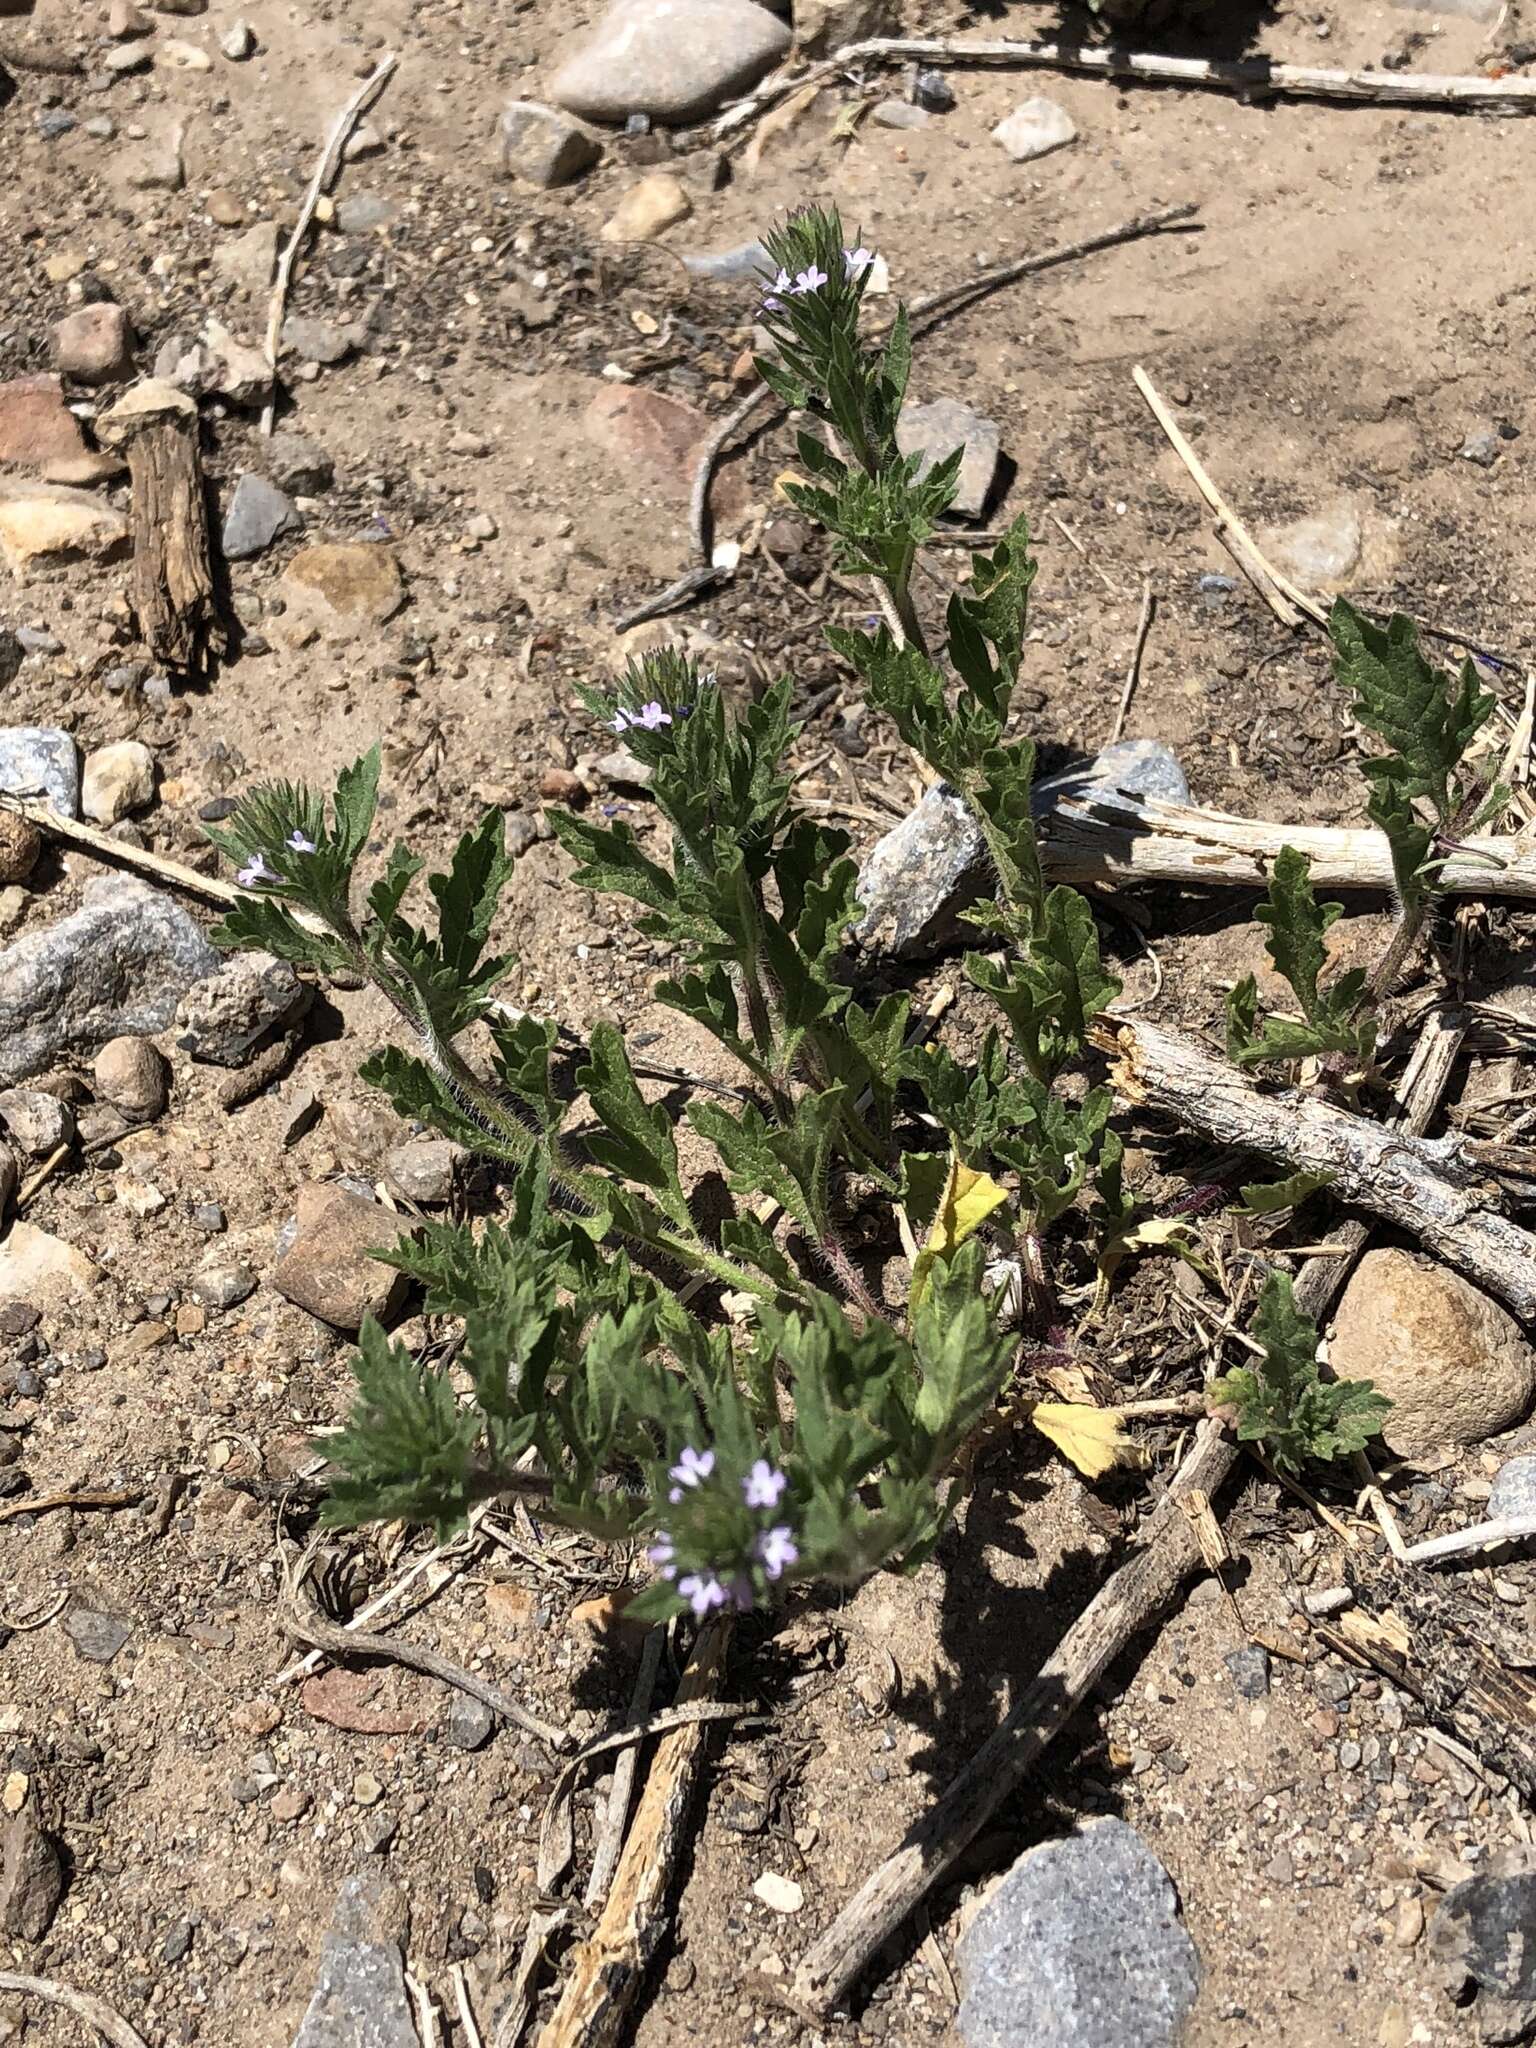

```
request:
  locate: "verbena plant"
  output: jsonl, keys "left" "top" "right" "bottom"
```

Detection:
{"left": 208, "top": 208, "right": 1394, "bottom": 1615}
{"left": 1227, "top": 602, "right": 1502, "bottom": 1080}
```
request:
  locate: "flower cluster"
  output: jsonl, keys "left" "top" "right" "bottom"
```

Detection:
{"left": 610, "top": 699, "right": 673, "bottom": 735}
{"left": 648, "top": 1445, "right": 800, "bottom": 1620}
{"left": 235, "top": 829, "right": 316, "bottom": 891}
{"left": 762, "top": 245, "right": 874, "bottom": 311}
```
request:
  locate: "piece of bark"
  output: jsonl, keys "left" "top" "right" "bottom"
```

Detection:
{"left": 1041, "top": 792, "right": 1536, "bottom": 902}
{"left": 535, "top": 1621, "right": 730, "bottom": 2048}
{"left": 1099, "top": 1014, "right": 1536, "bottom": 1322}
{"left": 96, "top": 381, "right": 228, "bottom": 679}
{"left": 784, "top": 1010, "right": 1466, "bottom": 2021}
{"left": 1326, "top": 1553, "right": 1536, "bottom": 1801}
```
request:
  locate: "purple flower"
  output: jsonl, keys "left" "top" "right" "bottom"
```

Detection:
{"left": 610, "top": 711, "right": 631, "bottom": 733}
{"left": 667, "top": 1445, "right": 715, "bottom": 1504}
{"left": 792, "top": 263, "right": 829, "bottom": 296}
{"left": 648, "top": 1536, "right": 677, "bottom": 1579}
{"left": 844, "top": 246, "right": 874, "bottom": 277}
{"left": 755, "top": 1526, "right": 799, "bottom": 1581}
{"left": 631, "top": 700, "right": 673, "bottom": 731}
{"left": 285, "top": 829, "right": 316, "bottom": 854}
{"left": 742, "top": 1459, "right": 787, "bottom": 1511}
{"left": 677, "top": 1570, "right": 729, "bottom": 1620}
{"left": 236, "top": 853, "right": 280, "bottom": 889}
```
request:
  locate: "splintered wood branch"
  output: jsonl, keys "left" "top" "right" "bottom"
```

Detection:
{"left": 535, "top": 1620, "right": 731, "bottom": 2048}
{"left": 784, "top": 1011, "right": 1464, "bottom": 2021}
{"left": 1099, "top": 1016, "right": 1536, "bottom": 1321}
{"left": 715, "top": 36, "right": 1536, "bottom": 137}
{"left": 95, "top": 380, "right": 228, "bottom": 680}
{"left": 1041, "top": 792, "right": 1536, "bottom": 900}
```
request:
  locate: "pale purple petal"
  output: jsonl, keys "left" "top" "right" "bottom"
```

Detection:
{"left": 792, "top": 264, "right": 829, "bottom": 296}
{"left": 742, "top": 1459, "right": 787, "bottom": 1511}
{"left": 285, "top": 829, "right": 317, "bottom": 854}
{"left": 667, "top": 1446, "right": 715, "bottom": 1493}
{"left": 755, "top": 1526, "right": 799, "bottom": 1581}
{"left": 677, "top": 1571, "right": 728, "bottom": 1620}
{"left": 236, "top": 853, "right": 280, "bottom": 889}
{"left": 843, "top": 246, "right": 874, "bottom": 277}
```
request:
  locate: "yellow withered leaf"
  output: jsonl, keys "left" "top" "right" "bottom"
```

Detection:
{"left": 1031, "top": 1402, "right": 1147, "bottom": 1481}
{"left": 909, "top": 1156, "right": 1009, "bottom": 1313}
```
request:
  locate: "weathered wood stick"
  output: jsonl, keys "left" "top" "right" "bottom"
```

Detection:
{"left": 96, "top": 381, "right": 228, "bottom": 679}
{"left": 1042, "top": 793, "right": 1536, "bottom": 900}
{"left": 1101, "top": 1016, "right": 1536, "bottom": 1320}
{"left": 785, "top": 1011, "right": 1465, "bottom": 2020}
{"left": 716, "top": 36, "right": 1536, "bottom": 136}
{"left": 535, "top": 1620, "right": 731, "bottom": 2048}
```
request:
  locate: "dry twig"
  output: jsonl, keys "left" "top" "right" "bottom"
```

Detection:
{"left": 260, "top": 52, "right": 398, "bottom": 434}
{"left": 714, "top": 35, "right": 1536, "bottom": 137}
{"left": 1099, "top": 1013, "right": 1536, "bottom": 1320}
{"left": 0, "top": 1488, "right": 140, "bottom": 1528}
{"left": 535, "top": 1622, "right": 732, "bottom": 2048}
{"left": 281, "top": 1544, "right": 571, "bottom": 1752}
{"left": 1109, "top": 577, "right": 1155, "bottom": 746}
{"left": 585, "top": 1626, "right": 666, "bottom": 1908}
{"left": 0, "top": 1972, "right": 151, "bottom": 2048}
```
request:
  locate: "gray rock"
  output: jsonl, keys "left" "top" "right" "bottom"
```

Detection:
{"left": 190, "top": 1260, "right": 256, "bottom": 1310}
{"left": 280, "top": 316, "right": 354, "bottom": 366}
{"left": 220, "top": 17, "right": 255, "bottom": 57}
{"left": 222, "top": 473, "right": 303, "bottom": 560}
{"left": 445, "top": 1696, "right": 495, "bottom": 1751}
{"left": 63, "top": 1601, "right": 131, "bottom": 1666}
{"left": 913, "top": 67, "right": 955, "bottom": 111}
{"left": 500, "top": 100, "right": 600, "bottom": 187}
{"left": 1490, "top": 1454, "right": 1536, "bottom": 1521}
{"left": 1224, "top": 1645, "right": 1270, "bottom": 1699}
{"left": 1461, "top": 427, "right": 1503, "bottom": 469}
{"left": 895, "top": 398, "right": 1002, "bottom": 520}
{"left": 855, "top": 783, "right": 986, "bottom": 958}
{"left": 872, "top": 99, "right": 931, "bottom": 129}
{"left": 292, "top": 1872, "right": 420, "bottom": 2048}
{"left": 261, "top": 431, "right": 335, "bottom": 496}
{"left": 0, "top": 726, "right": 79, "bottom": 818}
{"left": 855, "top": 740, "right": 1188, "bottom": 959}
{"left": 958, "top": 1818, "right": 1200, "bottom": 2048}
{"left": 992, "top": 97, "right": 1077, "bottom": 163}
{"left": 37, "top": 109, "right": 77, "bottom": 141}
{"left": 14, "top": 628, "right": 62, "bottom": 657}
{"left": 175, "top": 950, "right": 310, "bottom": 1067}
{"left": 272, "top": 1182, "right": 409, "bottom": 1331}
{"left": 1262, "top": 502, "right": 1362, "bottom": 590}
{"left": 0, "top": 1087, "right": 75, "bottom": 1159}
{"left": 1431, "top": 1854, "right": 1536, "bottom": 2035}
{"left": 592, "top": 744, "right": 653, "bottom": 789}
{"left": 680, "top": 237, "right": 770, "bottom": 283}
{"left": 334, "top": 194, "right": 400, "bottom": 235}
{"left": 548, "top": 0, "right": 791, "bottom": 126}
{"left": 383, "top": 1138, "right": 465, "bottom": 1206}
{"left": 0, "top": 877, "right": 219, "bottom": 1087}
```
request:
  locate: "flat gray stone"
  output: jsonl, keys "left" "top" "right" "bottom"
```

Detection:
{"left": 855, "top": 740, "right": 1188, "bottom": 959}
{"left": 175, "top": 950, "right": 310, "bottom": 1067}
{"left": 500, "top": 100, "right": 600, "bottom": 187}
{"left": 896, "top": 398, "right": 1002, "bottom": 520}
{"left": 1489, "top": 1454, "right": 1536, "bottom": 1521}
{"left": 62, "top": 1602, "right": 132, "bottom": 1666}
{"left": 992, "top": 96, "right": 1077, "bottom": 163}
{"left": 292, "top": 1873, "right": 419, "bottom": 2048}
{"left": 0, "top": 726, "right": 79, "bottom": 818}
{"left": 334, "top": 194, "right": 400, "bottom": 235}
{"left": 222, "top": 472, "right": 302, "bottom": 560}
{"left": 0, "top": 876, "right": 219, "bottom": 1087}
{"left": 280, "top": 315, "right": 354, "bottom": 366}
{"left": 959, "top": 1818, "right": 1200, "bottom": 2048}
{"left": 548, "top": 0, "right": 791, "bottom": 126}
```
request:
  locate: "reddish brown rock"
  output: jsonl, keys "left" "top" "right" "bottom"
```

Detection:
{"left": 271, "top": 1181, "right": 410, "bottom": 1330}
{"left": 53, "top": 305, "right": 134, "bottom": 384}
{"left": 0, "top": 376, "right": 88, "bottom": 471}
{"left": 583, "top": 385, "right": 747, "bottom": 522}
